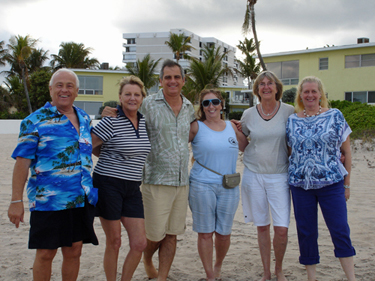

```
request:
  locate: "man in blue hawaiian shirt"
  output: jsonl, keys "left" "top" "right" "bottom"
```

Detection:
{"left": 8, "top": 68, "right": 98, "bottom": 281}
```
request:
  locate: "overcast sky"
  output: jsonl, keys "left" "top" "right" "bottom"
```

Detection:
{"left": 1, "top": 0, "right": 374, "bottom": 81}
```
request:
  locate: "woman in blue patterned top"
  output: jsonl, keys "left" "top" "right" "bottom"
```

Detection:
{"left": 286, "top": 76, "right": 356, "bottom": 281}
{"left": 91, "top": 76, "right": 151, "bottom": 281}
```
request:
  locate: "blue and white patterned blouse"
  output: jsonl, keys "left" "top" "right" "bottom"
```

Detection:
{"left": 286, "top": 108, "right": 351, "bottom": 190}
{"left": 12, "top": 102, "right": 98, "bottom": 211}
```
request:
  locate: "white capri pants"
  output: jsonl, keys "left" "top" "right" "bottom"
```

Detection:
{"left": 241, "top": 167, "right": 291, "bottom": 227}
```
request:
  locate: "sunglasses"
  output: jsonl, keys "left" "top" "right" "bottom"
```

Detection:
{"left": 202, "top": 99, "right": 221, "bottom": 107}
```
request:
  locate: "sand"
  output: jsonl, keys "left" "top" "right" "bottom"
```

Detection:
{"left": 0, "top": 134, "right": 374, "bottom": 280}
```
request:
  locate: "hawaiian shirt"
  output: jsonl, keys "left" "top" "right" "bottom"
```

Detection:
{"left": 286, "top": 108, "right": 351, "bottom": 190}
{"left": 12, "top": 102, "right": 98, "bottom": 211}
{"left": 140, "top": 89, "right": 195, "bottom": 186}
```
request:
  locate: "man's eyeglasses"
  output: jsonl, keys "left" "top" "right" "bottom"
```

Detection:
{"left": 202, "top": 99, "right": 221, "bottom": 107}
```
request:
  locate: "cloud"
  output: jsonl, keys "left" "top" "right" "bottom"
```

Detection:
{"left": 0, "top": 0, "right": 374, "bottom": 78}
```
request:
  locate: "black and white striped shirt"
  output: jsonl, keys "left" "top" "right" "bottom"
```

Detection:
{"left": 92, "top": 107, "right": 151, "bottom": 181}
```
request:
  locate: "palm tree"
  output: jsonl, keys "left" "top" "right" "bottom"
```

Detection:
{"left": 126, "top": 54, "right": 161, "bottom": 95}
{"left": 165, "top": 32, "right": 195, "bottom": 63}
{"left": 0, "top": 40, "right": 7, "bottom": 67}
{"left": 185, "top": 45, "right": 232, "bottom": 103}
{"left": 242, "top": 0, "right": 266, "bottom": 71}
{"left": 4, "top": 35, "right": 37, "bottom": 114}
{"left": 4, "top": 75, "right": 26, "bottom": 113}
{"left": 27, "top": 48, "right": 49, "bottom": 73}
{"left": 50, "top": 42, "right": 100, "bottom": 70}
{"left": 236, "top": 38, "right": 261, "bottom": 106}
{"left": 237, "top": 37, "right": 256, "bottom": 55}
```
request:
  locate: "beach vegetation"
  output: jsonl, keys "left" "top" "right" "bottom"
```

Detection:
{"left": 282, "top": 88, "right": 297, "bottom": 104}
{"left": 330, "top": 100, "right": 375, "bottom": 140}
{"left": 50, "top": 42, "right": 99, "bottom": 71}
{"left": 184, "top": 45, "right": 233, "bottom": 104}
{"left": 125, "top": 54, "right": 161, "bottom": 95}
{"left": 236, "top": 37, "right": 261, "bottom": 107}
{"left": 242, "top": 0, "right": 266, "bottom": 71}
{"left": 165, "top": 32, "right": 195, "bottom": 63}
{"left": 3, "top": 35, "right": 39, "bottom": 114}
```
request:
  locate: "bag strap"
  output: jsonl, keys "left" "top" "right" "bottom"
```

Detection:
{"left": 195, "top": 160, "right": 223, "bottom": 176}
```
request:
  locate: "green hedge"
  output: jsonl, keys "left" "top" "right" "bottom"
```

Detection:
{"left": 0, "top": 111, "right": 28, "bottom": 119}
{"left": 330, "top": 100, "right": 375, "bottom": 140}
{"left": 228, "top": 111, "right": 243, "bottom": 120}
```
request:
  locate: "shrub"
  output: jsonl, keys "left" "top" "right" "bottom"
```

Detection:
{"left": 0, "top": 111, "right": 28, "bottom": 119}
{"left": 330, "top": 100, "right": 375, "bottom": 139}
{"left": 229, "top": 111, "right": 243, "bottom": 120}
{"left": 282, "top": 88, "right": 297, "bottom": 103}
{"left": 98, "top": 101, "right": 118, "bottom": 115}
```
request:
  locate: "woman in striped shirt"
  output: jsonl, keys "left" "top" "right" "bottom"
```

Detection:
{"left": 91, "top": 76, "right": 151, "bottom": 281}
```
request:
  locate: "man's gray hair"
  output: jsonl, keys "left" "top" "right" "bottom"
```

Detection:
{"left": 49, "top": 68, "right": 80, "bottom": 88}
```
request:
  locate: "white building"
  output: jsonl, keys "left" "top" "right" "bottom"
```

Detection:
{"left": 122, "top": 28, "right": 243, "bottom": 89}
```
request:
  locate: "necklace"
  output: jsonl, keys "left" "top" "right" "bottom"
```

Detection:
{"left": 260, "top": 101, "right": 278, "bottom": 116}
{"left": 303, "top": 106, "right": 322, "bottom": 117}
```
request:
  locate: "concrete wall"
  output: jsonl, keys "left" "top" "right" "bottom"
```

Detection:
{"left": 0, "top": 120, "right": 100, "bottom": 134}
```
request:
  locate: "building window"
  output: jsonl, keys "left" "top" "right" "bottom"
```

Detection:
{"left": 126, "top": 38, "right": 136, "bottom": 44}
{"left": 73, "top": 101, "right": 103, "bottom": 117}
{"left": 233, "top": 91, "right": 250, "bottom": 103}
{"left": 125, "top": 46, "right": 136, "bottom": 52}
{"left": 319, "top": 57, "right": 328, "bottom": 70}
{"left": 345, "top": 91, "right": 375, "bottom": 103}
{"left": 123, "top": 54, "right": 136, "bottom": 60}
{"left": 266, "top": 60, "right": 299, "bottom": 85}
{"left": 345, "top": 53, "right": 375, "bottom": 68}
{"left": 77, "top": 76, "right": 103, "bottom": 95}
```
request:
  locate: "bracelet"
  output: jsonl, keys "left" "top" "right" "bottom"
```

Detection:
{"left": 11, "top": 199, "right": 23, "bottom": 204}
{"left": 344, "top": 185, "right": 350, "bottom": 189}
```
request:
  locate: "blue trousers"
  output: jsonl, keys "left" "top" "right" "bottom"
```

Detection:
{"left": 290, "top": 180, "right": 356, "bottom": 265}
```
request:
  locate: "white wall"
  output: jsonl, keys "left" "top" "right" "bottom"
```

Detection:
{"left": 0, "top": 120, "right": 100, "bottom": 134}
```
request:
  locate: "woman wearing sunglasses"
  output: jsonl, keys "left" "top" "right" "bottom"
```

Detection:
{"left": 239, "top": 71, "right": 295, "bottom": 281}
{"left": 189, "top": 89, "right": 248, "bottom": 281}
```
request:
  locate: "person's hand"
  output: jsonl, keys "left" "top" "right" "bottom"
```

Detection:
{"left": 230, "top": 119, "right": 242, "bottom": 132}
{"left": 345, "top": 188, "right": 350, "bottom": 201}
{"left": 8, "top": 202, "right": 24, "bottom": 228}
{"left": 101, "top": 106, "right": 118, "bottom": 118}
{"left": 340, "top": 154, "right": 345, "bottom": 163}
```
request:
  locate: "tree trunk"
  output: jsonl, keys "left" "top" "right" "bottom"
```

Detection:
{"left": 248, "top": 78, "right": 254, "bottom": 107}
{"left": 250, "top": 4, "right": 267, "bottom": 71}
{"left": 21, "top": 64, "right": 33, "bottom": 114}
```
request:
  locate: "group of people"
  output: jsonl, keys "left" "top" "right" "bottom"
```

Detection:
{"left": 7, "top": 59, "right": 357, "bottom": 281}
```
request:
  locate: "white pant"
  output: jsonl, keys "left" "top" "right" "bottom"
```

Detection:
{"left": 241, "top": 167, "right": 291, "bottom": 227}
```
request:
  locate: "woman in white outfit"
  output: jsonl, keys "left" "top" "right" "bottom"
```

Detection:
{"left": 240, "top": 71, "right": 294, "bottom": 281}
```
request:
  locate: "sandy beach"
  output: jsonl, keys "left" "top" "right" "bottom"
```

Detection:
{"left": 0, "top": 133, "right": 374, "bottom": 280}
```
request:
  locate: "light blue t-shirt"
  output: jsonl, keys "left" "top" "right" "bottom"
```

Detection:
{"left": 286, "top": 108, "right": 351, "bottom": 190}
{"left": 190, "top": 121, "right": 239, "bottom": 184}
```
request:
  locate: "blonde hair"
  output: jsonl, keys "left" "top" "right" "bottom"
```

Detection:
{"left": 294, "top": 76, "right": 329, "bottom": 113}
{"left": 119, "top": 75, "right": 147, "bottom": 98}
